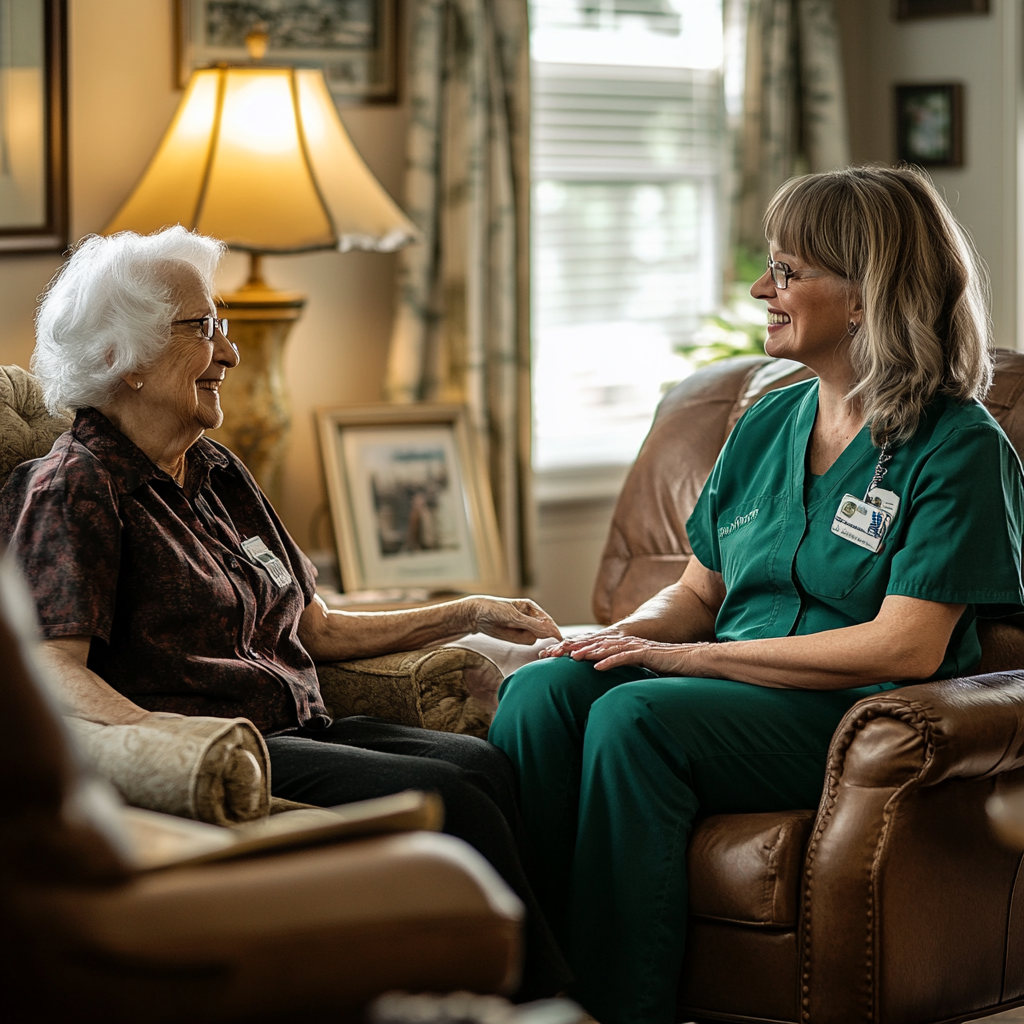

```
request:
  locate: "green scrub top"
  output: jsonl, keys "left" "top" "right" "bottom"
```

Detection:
{"left": 687, "top": 378, "right": 1024, "bottom": 678}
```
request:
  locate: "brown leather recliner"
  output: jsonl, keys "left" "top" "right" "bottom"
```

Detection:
{"left": 592, "top": 351, "right": 1024, "bottom": 1024}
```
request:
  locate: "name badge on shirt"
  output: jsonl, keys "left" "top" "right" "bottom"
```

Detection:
{"left": 831, "top": 494, "right": 893, "bottom": 553}
{"left": 241, "top": 536, "right": 292, "bottom": 589}
{"left": 865, "top": 486, "right": 901, "bottom": 522}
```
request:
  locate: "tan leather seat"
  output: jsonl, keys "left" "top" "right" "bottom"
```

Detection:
{"left": 592, "top": 352, "right": 1024, "bottom": 1024}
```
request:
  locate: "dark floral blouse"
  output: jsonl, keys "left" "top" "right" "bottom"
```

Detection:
{"left": 0, "top": 407, "right": 330, "bottom": 735}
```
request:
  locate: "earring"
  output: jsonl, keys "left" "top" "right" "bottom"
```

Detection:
{"left": 848, "top": 320, "right": 860, "bottom": 336}
{"left": 135, "top": 381, "right": 144, "bottom": 390}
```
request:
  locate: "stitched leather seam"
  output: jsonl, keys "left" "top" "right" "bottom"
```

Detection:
{"left": 800, "top": 700, "right": 933, "bottom": 1024}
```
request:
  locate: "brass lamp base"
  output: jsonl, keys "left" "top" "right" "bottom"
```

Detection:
{"left": 207, "top": 255, "right": 305, "bottom": 503}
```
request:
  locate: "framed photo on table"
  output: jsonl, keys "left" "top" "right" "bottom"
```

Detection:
{"left": 895, "top": 83, "right": 964, "bottom": 168}
{"left": 0, "top": 0, "right": 67, "bottom": 253}
{"left": 317, "top": 404, "right": 510, "bottom": 595}
{"left": 175, "top": 0, "right": 398, "bottom": 103}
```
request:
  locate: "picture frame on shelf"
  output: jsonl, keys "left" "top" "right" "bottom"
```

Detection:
{"left": 895, "top": 83, "right": 964, "bottom": 168}
{"left": 317, "top": 404, "right": 510, "bottom": 595}
{"left": 895, "top": 0, "right": 988, "bottom": 18}
{"left": 175, "top": 0, "right": 398, "bottom": 104}
{"left": 0, "top": 0, "right": 67, "bottom": 254}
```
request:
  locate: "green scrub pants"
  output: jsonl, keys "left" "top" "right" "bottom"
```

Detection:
{"left": 488, "top": 657, "right": 896, "bottom": 1024}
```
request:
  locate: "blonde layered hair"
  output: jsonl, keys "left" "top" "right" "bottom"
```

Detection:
{"left": 764, "top": 165, "right": 992, "bottom": 446}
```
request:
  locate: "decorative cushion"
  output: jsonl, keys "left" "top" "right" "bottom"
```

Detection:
{"left": 317, "top": 647, "right": 504, "bottom": 740}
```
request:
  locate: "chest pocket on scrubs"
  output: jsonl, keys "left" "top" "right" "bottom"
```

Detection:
{"left": 716, "top": 497, "right": 777, "bottom": 591}
{"left": 796, "top": 510, "right": 889, "bottom": 600}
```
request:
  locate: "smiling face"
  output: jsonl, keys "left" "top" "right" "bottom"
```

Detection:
{"left": 750, "top": 248, "right": 861, "bottom": 371}
{"left": 141, "top": 261, "right": 238, "bottom": 437}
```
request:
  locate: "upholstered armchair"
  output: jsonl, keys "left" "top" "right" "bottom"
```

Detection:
{"left": 592, "top": 352, "right": 1024, "bottom": 1024}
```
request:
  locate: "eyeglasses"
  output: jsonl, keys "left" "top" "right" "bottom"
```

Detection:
{"left": 172, "top": 315, "right": 229, "bottom": 340}
{"left": 766, "top": 255, "right": 829, "bottom": 290}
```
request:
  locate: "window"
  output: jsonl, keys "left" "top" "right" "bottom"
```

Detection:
{"left": 530, "top": 0, "right": 726, "bottom": 471}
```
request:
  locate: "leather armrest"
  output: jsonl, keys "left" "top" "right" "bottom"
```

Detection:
{"left": 801, "top": 673, "right": 1024, "bottom": 1024}
{"left": 828, "top": 672, "right": 1024, "bottom": 791}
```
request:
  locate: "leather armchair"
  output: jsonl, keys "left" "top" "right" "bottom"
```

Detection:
{"left": 592, "top": 352, "right": 1024, "bottom": 1024}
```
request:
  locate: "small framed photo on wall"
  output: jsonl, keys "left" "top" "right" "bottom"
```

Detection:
{"left": 895, "top": 0, "right": 989, "bottom": 18}
{"left": 895, "top": 84, "right": 964, "bottom": 168}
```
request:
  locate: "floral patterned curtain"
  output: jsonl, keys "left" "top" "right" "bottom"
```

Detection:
{"left": 728, "top": 0, "right": 850, "bottom": 252}
{"left": 384, "top": 0, "right": 533, "bottom": 588}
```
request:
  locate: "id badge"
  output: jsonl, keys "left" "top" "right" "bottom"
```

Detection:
{"left": 241, "top": 536, "right": 292, "bottom": 588}
{"left": 831, "top": 494, "right": 893, "bottom": 553}
{"left": 865, "top": 486, "right": 900, "bottom": 521}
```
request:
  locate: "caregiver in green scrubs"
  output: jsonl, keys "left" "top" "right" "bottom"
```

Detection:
{"left": 488, "top": 165, "right": 1024, "bottom": 1024}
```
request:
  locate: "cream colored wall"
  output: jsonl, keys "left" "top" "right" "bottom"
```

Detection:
{"left": 837, "top": 0, "right": 1023, "bottom": 348}
{"left": 0, "top": 0, "right": 408, "bottom": 551}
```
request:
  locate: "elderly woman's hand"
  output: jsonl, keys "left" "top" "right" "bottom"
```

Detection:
{"left": 462, "top": 595, "right": 562, "bottom": 645}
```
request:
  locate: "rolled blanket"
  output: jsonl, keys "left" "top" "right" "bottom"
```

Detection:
{"left": 64, "top": 716, "right": 270, "bottom": 825}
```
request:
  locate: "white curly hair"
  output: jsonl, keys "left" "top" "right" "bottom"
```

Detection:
{"left": 33, "top": 226, "right": 226, "bottom": 414}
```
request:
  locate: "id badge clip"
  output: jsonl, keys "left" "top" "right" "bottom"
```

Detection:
{"left": 831, "top": 495, "right": 892, "bottom": 553}
{"left": 241, "top": 536, "right": 292, "bottom": 589}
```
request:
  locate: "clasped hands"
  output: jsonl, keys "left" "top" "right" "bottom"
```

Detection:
{"left": 540, "top": 628, "right": 711, "bottom": 674}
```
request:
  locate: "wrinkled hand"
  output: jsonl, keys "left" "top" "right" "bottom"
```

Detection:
{"left": 464, "top": 595, "right": 562, "bottom": 645}
{"left": 539, "top": 626, "right": 626, "bottom": 660}
{"left": 555, "top": 633, "right": 710, "bottom": 674}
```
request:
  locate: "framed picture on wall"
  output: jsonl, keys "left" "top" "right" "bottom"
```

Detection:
{"left": 317, "top": 404, "right": 510, "bottom": 595}
{"left": 895, "top": 83, "right": 964, "bottom": 168}
{"left": 895, "top": 0, "right": 989, "bottom": 17}
{"left": 0, "top": 0, "right": 67, "bottom": 254}
{"left": 175, "top": 0, "right": 398, "bottom": 104}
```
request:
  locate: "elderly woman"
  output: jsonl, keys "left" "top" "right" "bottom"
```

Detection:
{"left": 0, "top": 226, "right": 569, "bottom": 998}
{"left": 489, "top": 165, "right": 1024, "bottom": 1024}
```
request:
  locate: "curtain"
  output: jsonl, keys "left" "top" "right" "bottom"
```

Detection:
{"left": 384, "top": 0, "right": 533, "bottom": 588}
{"left": 728, "top": 0, "right": 850, "bottom": 252}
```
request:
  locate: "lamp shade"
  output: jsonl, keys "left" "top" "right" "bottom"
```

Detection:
{"left": 105, "top": 66, "right": 417, "bottom": 253}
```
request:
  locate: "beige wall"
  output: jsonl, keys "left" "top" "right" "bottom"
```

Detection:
{"left": 0, "top": 0, "right": 408, "bottom": 551}
{"left": 838, "top": 0, "right": 1023, "bottom": 347}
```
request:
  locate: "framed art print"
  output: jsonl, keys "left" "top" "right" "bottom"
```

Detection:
{"left": 175, "top": 0, "right": 398, "bottom": 104}
{"left": 317, "top": 404, "right": 510, "bottom": 595}
{"left": 895, "top": 83, "right": 964, "bottom": 168}
{"left": 0, "top": 0, "right": 67, "bottom": 253}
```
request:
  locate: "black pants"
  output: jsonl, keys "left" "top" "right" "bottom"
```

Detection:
{"left": 265, "top": 716, "right": 571, "bottom": 1000}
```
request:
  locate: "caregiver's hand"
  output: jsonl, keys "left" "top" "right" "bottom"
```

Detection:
{"left": 465, "top": 595, "right": 563, "bottom": 645}
{"left": 539, "top": 626, "right": 627, "bottom": 660}
{"left": 565, "top": 634, "right": 710, "bottom": 674}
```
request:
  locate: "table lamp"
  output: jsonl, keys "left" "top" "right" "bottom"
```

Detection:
{"left": 104, "top": 31, "right": 416, "bottom": 499}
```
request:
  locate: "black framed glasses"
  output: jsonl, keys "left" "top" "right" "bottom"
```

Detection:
{"left": 766, "top": 255, "right": 795, "bottom": 289}
{"left": 172, "top": 315, "right": 229, "bottom": 340}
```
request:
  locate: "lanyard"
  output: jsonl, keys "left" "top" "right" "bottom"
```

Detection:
{"left": 863, "top": 442, "right": 892, "bottom": 501}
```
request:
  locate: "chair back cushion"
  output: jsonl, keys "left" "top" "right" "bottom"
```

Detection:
{"left": 0, "top": 365, "right": 71, "bottom": 491}
{"left": 593, "top": 350, "right": 1024, "bottom": 671}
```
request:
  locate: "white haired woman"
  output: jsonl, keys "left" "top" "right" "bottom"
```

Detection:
{"left": 0, "top": 225, "right": 570, "bottom": 998}
{"left": 489, "top": 165, "right": 1024, "bottom": 1024}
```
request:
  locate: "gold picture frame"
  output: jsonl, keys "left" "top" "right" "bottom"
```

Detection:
{"left": 175, "top": 0, "right": 398, "bottom": 104}
{"left": 317, "top": 403, "right": 510, "bottom": 595}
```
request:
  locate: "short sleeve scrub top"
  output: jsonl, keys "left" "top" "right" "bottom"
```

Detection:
{"left": 488, "top": 379, "right": 1024, "bottom": 1024}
